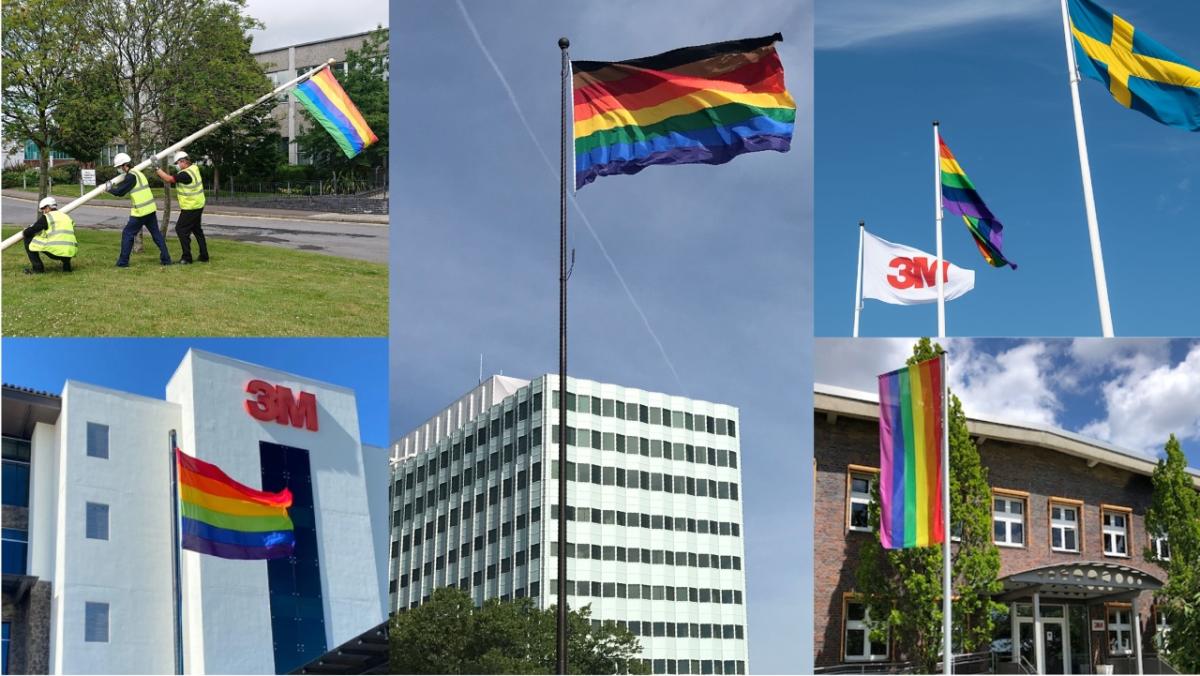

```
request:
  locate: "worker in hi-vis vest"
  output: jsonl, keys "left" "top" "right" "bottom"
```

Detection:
{"left": 21, "top": 196, "right": 78, "bottom": 274}
{"left": 107, "top": 152, "right": 172, "bottom": 267}
{"left": 155, "top": 151, "right": 208, "bottom": 263}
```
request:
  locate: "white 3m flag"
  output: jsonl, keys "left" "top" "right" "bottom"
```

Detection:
{"left": 861, "top": 230, "right": 974, "bottom": 306}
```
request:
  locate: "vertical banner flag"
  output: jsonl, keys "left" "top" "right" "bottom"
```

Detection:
{"left": 939, "top": 136, "right": 1017, "bottom": 270}
{"left": 294, "top": 66, "right": 379, "bottom": 158}
{"left": 176, "top": 449, "right": 295, "bottom": 560}
{"left": 878, "top": 356, "right": 946, "bottom": 549}
{"left": 862, "top": 230, "right": 975, "bottom": 305}
{"left": 1067, "top": 0, "right": 1200, "bottom": 131}
{"left": 571, "top": 34, "right": 795, "bottom": 189}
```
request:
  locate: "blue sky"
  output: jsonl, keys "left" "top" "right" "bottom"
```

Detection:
{"left": 1, "top": 338, "right": 389, "bottom": 448}
{"left": 814, "top": 338, "right": 1200, "bottom": 469}
{"left": 815, "top": 0, "right": 1200, "bottom": 337}
{"left": 390, "top": 1, "right": 813, "bottom": 671}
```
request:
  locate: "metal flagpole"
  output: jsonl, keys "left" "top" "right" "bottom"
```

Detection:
{"left": 853, "top": 221, "right": 865, "bottom": 337}
{"left": 940, "top": 353, "right": 953, "bottom": 675}
{"left": 1, "top": 58, "right": 339, "bottom": 251}
{"left": 1059, "top": 0, "right": 1115, "bottom": 337}
{"left": 556, "top": 36, "right": 571, "bottom": 676}
{"left": 168, "top": 431, "right": 184, "bottom": 675}
{"left": 934, "top": 122, "right": 946, "bottom": 339}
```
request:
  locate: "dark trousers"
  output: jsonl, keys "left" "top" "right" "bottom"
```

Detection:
{"left": 22, "top": 229, "right": 72, "bottom": 271}
{"left": 117, "top": 212, "right": 171, "bottom": 266}
{"left": 176, "top": 208, "right": 208, "bottom": 262}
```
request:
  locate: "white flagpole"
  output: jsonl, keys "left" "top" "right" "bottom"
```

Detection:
{"left": 1, "top": 59, "right": 337, "bottom": 251}
{"left": 168, "top": 432, "right": 184, "bottom": 675}
{"left": 1059, "top": 0, "right": 1115, "bottom": 337}
{"left": 853, "top": 221, "right": 865, "bottom": 337}
{"left": 934, "top": 122, "right": 946, "bottom": 339}
{"left": 941, "top": 353, "right": 953, "bottom": 675}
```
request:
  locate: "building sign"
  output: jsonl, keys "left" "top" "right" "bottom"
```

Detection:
{"left": 244, "top": 379, "right": 319, "bottom": 431}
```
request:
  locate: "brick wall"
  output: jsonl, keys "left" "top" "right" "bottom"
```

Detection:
{"left": 814, "top": 412, "right": 1168, "bottom": 668}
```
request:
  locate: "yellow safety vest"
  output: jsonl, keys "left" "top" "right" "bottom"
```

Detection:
{"left": 29, "top": 211, "right": 78, "bottom": 258}
{"left": 175, "top": 163, "right": 205, "bottom": 210}
{"left": 127, "top": 169, "right": 156, "bottom": 217}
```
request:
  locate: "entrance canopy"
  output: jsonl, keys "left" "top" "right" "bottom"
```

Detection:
{"left": 998, "top": 562, "right": 1163, "bottom": 603}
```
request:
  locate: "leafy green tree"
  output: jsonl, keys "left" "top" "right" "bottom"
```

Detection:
{"left": 389, "top": 586, "right": 648, "bottom": 674}
{"left": 296, "top": 27, "right": 388, "bottom": 186}
{"left": 1, "top": 0, "right": 92, "bottom": 200}
{"left": 1145, "top": 434, "right": 1200, "bottom": 673}
{"left": 855, "top": 337, "right": 1003, "bottom": 673}
{"left": 53, "top": 61, "right": 124, "bottom": 166}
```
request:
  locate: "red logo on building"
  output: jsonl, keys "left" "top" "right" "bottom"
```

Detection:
{"left": 244, "top": 379, "right": 319, "bottom": 431}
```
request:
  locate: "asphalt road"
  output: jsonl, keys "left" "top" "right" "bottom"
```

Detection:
{"left": 2, "top": 195, "right": 389, "bottom": 263}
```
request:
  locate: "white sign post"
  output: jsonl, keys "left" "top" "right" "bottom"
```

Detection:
{"left": 81, "top": 169, "right": 96, "bottom": 186}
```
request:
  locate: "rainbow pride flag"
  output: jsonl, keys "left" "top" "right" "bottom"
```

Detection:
{"left": 294, "top": 67, "right": 378, "bottom": 158}
{"left": 877, "top": 356, "right": 946, "bottom": 550}
{"left": 176, "top": 449, "right": 295, "bottom": 560}
{"left": 572, "top": 34, "right": 795, "bottom": 189}
{"left": 939, "top": 136, "right": 1016, "bottom": 269}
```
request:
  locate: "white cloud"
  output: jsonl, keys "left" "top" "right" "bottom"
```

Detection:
{"left": 245, "top": 0, "right": 387, "bottom": 52}
{"left": 950, "top": 341, "right": 1062, "bottom": 427}
{"left": 816, "top": 0, "right": 1052, "bottom": 50}
{"left": 1079, "top": 343, "right": 1200, "bottom": 457}
{"left": 813, "top": 338, "right": 916, "bottom": 391}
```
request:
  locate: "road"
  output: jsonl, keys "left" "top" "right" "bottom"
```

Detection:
{"left": 2, "top": 195, "right": 389, "bottom": 263}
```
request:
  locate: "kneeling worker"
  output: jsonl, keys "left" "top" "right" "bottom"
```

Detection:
{"left": 108, "top": 152, "right": 172, "bottom": 267}
{"left": 156, "top": 151, "right": 208, "bottom": 263}
{"left": 22, "top": 196, "right": 78, "bottom": 274}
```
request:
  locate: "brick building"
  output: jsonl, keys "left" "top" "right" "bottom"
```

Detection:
{"left": 814, "top": 384, "right": 1199, "bottom": 674}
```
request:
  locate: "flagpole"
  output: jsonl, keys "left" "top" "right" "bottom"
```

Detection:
{"left": 556, "top": 36, "right": 571, "bottom": 676}
{"left": 940, "top": 353, "right": 952, "bottom": 675}
{"left": 1059, "top": 0, "right": 1115, "bottom": 337}
{"left": 933, "top": 122, "right": 946, "bottom": 339}
{"left": 853, "top": 221, "right": 865, "bottom": 337}
{"left": 168, "top": 431, "right": 184, "bottom": 675}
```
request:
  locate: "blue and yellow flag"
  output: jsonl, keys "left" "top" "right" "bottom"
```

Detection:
{"left": 1068, "top": 0, "right": 1200, "bottom": 131}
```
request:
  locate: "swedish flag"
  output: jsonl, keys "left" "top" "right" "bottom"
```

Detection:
{"left": 1068, "top": 0, "right": 1200, "bottom": 131}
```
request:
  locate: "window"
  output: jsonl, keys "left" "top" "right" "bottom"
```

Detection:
{"left": 843, "top": 596, "right": 887, "bottom": 662}
{"left": 2, "top": 622, "right": 9, "bottom": 675}
{"left": 86, "top": 502, "right": 109, "bottom": 540}
{"left": 846, "top": 466, "right": 878, "bottom": 532}
{"left": 84, "top": 602, "right": 109, "bottom": 642}
{"left": 1102, "top": 506, "right": 1130, "bottom": 557}
{"left": 1151, "top": 533, "right": 1171, "bottom": 562}
{"left": 1107, "top": 606, "right": 1132, "bottom": 656}
{"left": 2, "top": 437, "right": 31, "bottom": 508}
{"left": 1049, "top": 499, "right": 1081, "bottom": 553}
{"left": 86, "top": 422, "right": 109, "bottom": 459}
{"left": 1, "top": 529, "right": 28, "bottom": 575}
{"left": 992, "top": 490, "right": 1027, "bottom": 547}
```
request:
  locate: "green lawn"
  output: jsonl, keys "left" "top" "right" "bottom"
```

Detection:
{"left": 3, "top": 226, "right": 387, "bottom": 337}
{"left": 40, "top": 184, "right": 280, "bottom": 202}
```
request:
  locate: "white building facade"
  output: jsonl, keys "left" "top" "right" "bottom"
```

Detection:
{"left": 390, "top": 375, "right": 749, "bottom": 675}
{"left": 3, "top": 350, "right": 388, "bottom": 675}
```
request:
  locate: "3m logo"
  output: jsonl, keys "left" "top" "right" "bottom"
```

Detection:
{"left": 244, "top": 379, "right": 319, "bottom": 431}
{"left": 887, "top": 256, "right": 952, "bottom": 290}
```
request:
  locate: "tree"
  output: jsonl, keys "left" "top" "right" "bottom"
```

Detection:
{"left": 854, "top": 337, "right": 1003, "bottom": 673}
{"left": 296, "top": 27, "right": 388, "bottom": 186}
{"left": 389, "top": 587, "right": 648, "bottom": 674}
{"left": 1145, "top": 434, "right": 1200, "bottom": 673}
{"left": 53, "top": 61, "right": 124, "bottom": 165}
{"left": 2, "top": 0, "right": 91, "bottom": 200}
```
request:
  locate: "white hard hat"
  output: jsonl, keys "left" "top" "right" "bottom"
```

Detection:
{"left": 173, "top": 151, "right": 189, "bottom": 163}
{"left": 112, "top": 152, "right": 132, "bottom": 167}
{"left": 38, "top": 196, "right": 57, "bottom": 209}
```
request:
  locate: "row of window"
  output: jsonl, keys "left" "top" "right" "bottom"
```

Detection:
{"left": 641, "top": 658, "right": 745, "bottom": 675}
{"left": 552, "top": 390, "right": 737, "bottom": 439}
{"left": 551, "top": 579, "right": 745, "bottom": 605}
{"left": 847, "top": 468, "right": 1169, "bottom": 559}
{"left": 552, "top": 506, "right": 741, "bottom": 538}
{"left": 552, "top": 426, "right": 739, "bottom": 469}
{"left": 555, "top": 541, "right": 742, "bottom": 571}
{"left": 402, "top": 543, "right": 541, "bottom": 590}
{"left": 396, "top": 437, "right": 541, "bottom": 496}
{"left": 398, "top": 506, "right": 542, "bottom": 554}
{"left": 551, "top": 461, "right": 740, "bottom": 501}
{"left": 398, "top": 579, "right": 542, "bottom": 602}
{"left": 626, "top": 620, "right": 744, "bottom": 641}
{"left": 394, "top": 464, "right": 543, "bottom": 525}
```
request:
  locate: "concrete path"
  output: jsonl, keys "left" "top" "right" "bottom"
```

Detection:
{"left": 1, "top": 191, "right": 389, "bottom": 263}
